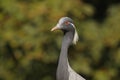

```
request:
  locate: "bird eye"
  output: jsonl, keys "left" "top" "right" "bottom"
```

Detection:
{"left": 64, "top": 21, "right": 70, "bottom": 25}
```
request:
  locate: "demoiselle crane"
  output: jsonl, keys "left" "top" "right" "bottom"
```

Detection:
{"left": 51, "top": 17, "right": 86, "bottom": 80}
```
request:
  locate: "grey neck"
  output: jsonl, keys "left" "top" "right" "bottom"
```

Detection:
{"left": 56, "top": 31, "right": 74, "bottom": 80}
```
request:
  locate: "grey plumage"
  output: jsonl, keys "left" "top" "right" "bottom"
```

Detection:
{"left": 51, "top": 17, "right": 86, "bottom": 80}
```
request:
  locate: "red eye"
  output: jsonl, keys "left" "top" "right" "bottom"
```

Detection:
{"left": 65, "top": 21, "right": 70, "bottom": 25}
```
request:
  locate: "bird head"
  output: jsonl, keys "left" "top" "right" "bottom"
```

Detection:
{"left": 51, "top": 17, "right": 79, "bottom": 44}
{"left": 51, "top": 17, "right": 74, "bottom": 32}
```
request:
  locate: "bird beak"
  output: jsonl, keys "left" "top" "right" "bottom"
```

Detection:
{"left": 51, "top": 26, "right": 60, "bottom": 31}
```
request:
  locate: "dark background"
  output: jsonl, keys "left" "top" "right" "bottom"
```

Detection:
{"left": 0, "top": 0, "right": 120, "bottom": 80}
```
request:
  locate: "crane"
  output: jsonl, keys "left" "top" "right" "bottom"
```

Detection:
{"left": 51, "top": 17, "right": 86, "bottom": 80}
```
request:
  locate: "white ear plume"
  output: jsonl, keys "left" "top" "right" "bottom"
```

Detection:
{"left": 70, "top": 23, "right": 79, "bottom": 44}
{"left": 73, "top": 29, "right": 79, "bottom": 44}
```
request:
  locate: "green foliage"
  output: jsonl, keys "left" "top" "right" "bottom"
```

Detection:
{"left": 0, "top": 0, "right": 120, "bottom": 80}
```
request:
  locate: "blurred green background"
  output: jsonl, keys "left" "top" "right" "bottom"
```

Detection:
{"left": 0, "top": 0, "right": 120, "bottom": 80}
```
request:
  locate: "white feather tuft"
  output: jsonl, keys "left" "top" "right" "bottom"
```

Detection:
{"left": 71, "top": 23, "right": 79, "bottom": 44}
